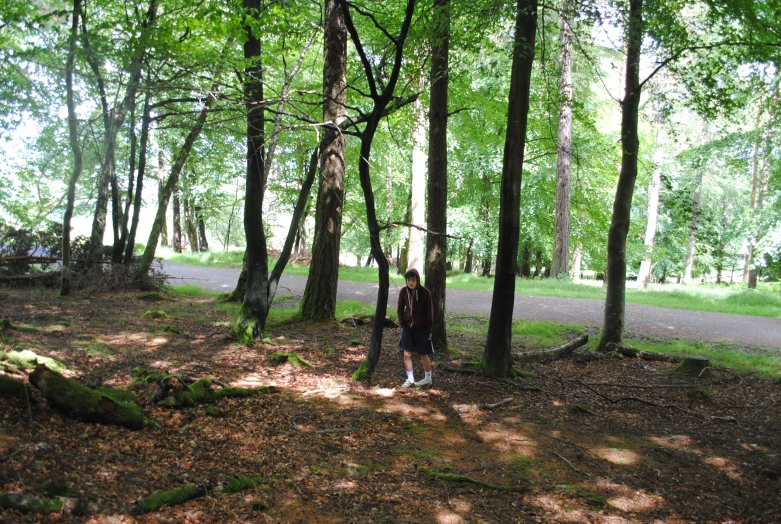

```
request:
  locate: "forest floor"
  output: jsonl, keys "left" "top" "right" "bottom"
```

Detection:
{"left": 1, "top": 287, "right": 780, "bottom": 523}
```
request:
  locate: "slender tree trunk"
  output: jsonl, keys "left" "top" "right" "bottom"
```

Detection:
{"left": 338, "top": 0, "right": 416, "bottom": 378}
{"left": 113, "top": 96, "right": 137, "bottom": 263}
{"left": 235, "top": 0, "right": 269, "bottom": 340}
{"left": 520, "top": 241, "right": 531, "bottom": 277}
{"left": 425, "top": 0, "right": 450, "bottom": 350}
{"left": 570, "top": 243, "right": 582, "bottom": 279}
{"left": 172, "top": 191, "right": 182, "bottom": 252}
{"left": 637, "top": 158, "right": 661, "bottom": 287}
{"left": 682, "top": 169, "right": 702, "bottom": 284}
{"left": 61, "top": 0, "right": 83, "bottom": 297}
{"left": 196, "top": 205, "right": 209, "bottom": 252}
{"left": 533, "top": 249, "right": 542, "bottom": 277}
{"left": 123, "top": 89, "right": 153, "bottom": 263}
{"left": 299, "top": 0, "right": 348, "bottom": 321}
{"left": 481, "top": 0, "right": 537, "bottom": 378}
{"left": 136, "top": 83, "right": 217, "bottom": 277}
{"left": 183, "top": 198, "right": 199, "bottom": 252}
{"left": 551, "top": 0, "right": 573, "bottom": 278}
{"left": 157, "top": 151, "right": 169, "bottom": 247}
{"left": 597, "top": 0, "right": 642, "bottom": 352}
{"left": 86, "top": 1, "right": 156, "bottom": 268}
{"left": 464, "top": 239, "right": 473, "bottom": 274}
{"left": 408, "top": 80, "right": 427, "bottom": 273}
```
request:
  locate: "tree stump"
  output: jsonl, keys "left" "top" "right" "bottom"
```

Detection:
{"left": 671, "top": 356, "right": 712, "bottom": 377}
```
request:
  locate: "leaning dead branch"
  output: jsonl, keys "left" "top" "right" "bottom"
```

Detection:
{"left": 513, "top": 335, "right": 589, "bottom": 364}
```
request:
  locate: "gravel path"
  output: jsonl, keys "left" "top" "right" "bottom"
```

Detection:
{"left": 162, "top": 262, "right": 781, "bottom": 351}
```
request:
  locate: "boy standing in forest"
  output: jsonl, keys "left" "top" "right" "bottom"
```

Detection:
{"left": 397, "top": 268, "right": 434, "bottom": 388}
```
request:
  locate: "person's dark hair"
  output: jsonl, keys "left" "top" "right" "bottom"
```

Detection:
{"left": 404, "top": 268, "right": 419, "bottom": 282}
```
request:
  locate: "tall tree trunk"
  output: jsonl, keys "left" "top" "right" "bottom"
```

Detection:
{"left": 61, "top": 0, "right": 83, "bottom": 297}
{"left": 637, "top": 157, "right": 661, "bottom": 287}
{"left": 425, "top": 0, "right": 450, "bottom": 350}
{"left": 113, "top": 96, "right": 137, "bottom": 263}
{"left": 597, "top": 0, "right": 642, "bottom": 351}
{"left": 408, "top": 80, "right": 427, "bottom": 273}
{"left": 338, "top": 0, "right": 416, "bottom": 378}
{"left": 184, "top": 198, "right": 199, "bottom": 252}
{"left": 136, "top": 83, "right": 217, "bottom": 277}
{"left": 570, "top": 243, "right": 582, "bottom": 279}
{"left": 172, "top": 191, "right": 182, "bottom": 252}
{"left": 533, "top": 249, "right": 542, "bottom": 277}
{"left": 682, "top": 168, "right": 702, "bottom": 284}
{"left": 196, "top": 205, "right": 209, "bottom": 252}
{"left": 551, "top": 0, "right": 574, "bottom": 278}
{"left": 745, "top": 71, "right": 779, "bottom": 288}
{"left": 86, "top": 1, "right": 156, "bottom": 268}
{"left": 157, "top": 151, "right": 169, "bottom": 247}
{"left": 464, "top": 239, "right": 473, "bottom": 274}
{"left": 481, "top": 0, "right": 537, "bottom": 378}
{"left": 520, "top": 241, "right": 531, "bottom": 277}
{"left": 235, "top": 0, "right": 269, "bottom": 340}
{"left": 123, "top": 89, "right": 153, "bottom": 263}
{"left": 299, "top": 0, "right": 348, "bottom": 321}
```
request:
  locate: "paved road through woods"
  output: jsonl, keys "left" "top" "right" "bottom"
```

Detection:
{"left": 162, "top": 262, "right": 781, "bottom": 350}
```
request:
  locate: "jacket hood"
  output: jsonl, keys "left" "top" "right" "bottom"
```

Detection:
{"left": 404, "top": 268, "right": 421, "bottom": 285}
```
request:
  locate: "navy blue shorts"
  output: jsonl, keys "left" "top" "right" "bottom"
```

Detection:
{"left": 399, "top": 326, "right": 434, "bottom": 356}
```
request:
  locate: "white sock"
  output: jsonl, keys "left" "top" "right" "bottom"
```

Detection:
{"left": 425, "top": 371, "right": 432, "bottom": 380}
{"left": 407, "top": 371, "right": 415, "bottom": 382}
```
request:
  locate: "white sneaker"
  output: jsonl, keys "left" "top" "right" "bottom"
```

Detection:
{"left": 415, "top": 376, "right": 432, "bottom": 386}
{"left": 401, "top": 379, "right": 415, "bottom": 388}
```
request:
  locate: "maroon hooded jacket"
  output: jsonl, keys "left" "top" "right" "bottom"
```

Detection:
{"left": 397, "top": 268, "right": 433, "bottom": 332}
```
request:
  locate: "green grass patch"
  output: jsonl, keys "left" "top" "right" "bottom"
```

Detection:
{"left": 84, "top": 343, "right": 110, "bottom": 357}
{"left": 511, "top": 321, "right": 583, "bottom": 347}
{"left": 143, "top": 310, "right": 170, "bottom": 320}
{"left": 335, "top": 300, "right": 376, "bottom": 319}
{"left": 167, "top": 284, "right": 216, "bottom": 297}
{"left": 624, "top": 337, "right": 781, "bottom": 378}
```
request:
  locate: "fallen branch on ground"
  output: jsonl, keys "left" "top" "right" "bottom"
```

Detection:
{"left": 606, "top": 342, "right": 684, "bottom": 363}
{"left": 549, "top": 451, "right": 591, "bottom": 477}
{"left": 476, "top": 397, "right": 513, "bottom": 410}
{"left": 513, "top": 336, "right": 589, "bottom": 364}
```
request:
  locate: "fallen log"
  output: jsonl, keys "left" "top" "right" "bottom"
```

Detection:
{"left": 605, "top": 342, "right": 684, "bottom": 363}
{"left": 29, "top": 366, "right": 146, "bottom": 429}
{"left": 0, "top": 374, "right": 26, "bottom": 397}
{"left": 513, "top": 335, "right": 589, "bottom": 364}
{"left": 156, "top": 376, "right": 277, "bottom": 408}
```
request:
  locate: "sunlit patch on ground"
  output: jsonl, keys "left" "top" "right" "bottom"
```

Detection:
{"left": 529, "top": 494, "right": 591, "bottom": 523}
{"left": 705, "top": 456, "right": 746, "bottom": 482}
{"left": 607, "top": 490, "right": 665, "bottom": 512}
{"left": 595, "top": 447, "right": 640, "bottom": 465}
{"left": 434, "top": 510, "right": 464, "bottom": 523}
{"left": 648, "top": 434, "right": 694, "bottom": 450}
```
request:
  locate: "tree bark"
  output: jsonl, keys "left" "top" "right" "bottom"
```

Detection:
{"left": 86, "top": 1, "right": 156, "bottom": 268}
{"left": 408, "top": 79, "right": 427, "bottom": 273}
{"left": 682, "top": 167, "right": 702, "bottom": 284}
{"left": 172, "top": 191, "right": 182, "bottom": 252}
{"left": 425, "top": 0, "right": 450, "bottom": 350}
{"left": 184, "top": 198, "right": 199, "bottom": 252}
{"left": 338, "top": 0, "right": 416, "bottom": 379}
{"left": 597, "top": 0, "right": 642, "bottom": 352}
{"left": 60, "top": 0, "right": 83, "bottom": 297}
{"left": 481, "top": 0, "right": 537, "bottom": 378}
{"left": 136, "top": 83, "right": 217, "bottom": 277}
{"left": 299, "top": 0, "right": 348, "bottom": 322}
{"left": 637, "top": 156, "right": 661, "bottom": 286}
{"left": 113, "top": 95, "right": 137, "bottom": 264}
{"left": 235, "top": 0, "right": 269, "bottom": 341}
{"left": 551, "top": 0, "right": 574, "bottom": 279}
{"left": 196, "top": 205, "right": 209, "bottom": 252}
{"left": 123, "top": 88, "right": 153, "bottom": 263}
{"left": 570, "top": 243, "right": 582, "bottom": 279}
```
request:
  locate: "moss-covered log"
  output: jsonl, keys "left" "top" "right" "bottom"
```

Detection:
{"left": 222, "top": 475, "right": 261, "bottom": 494}
{"left": 157, "top": 376, "right": 277, "bottom": 408}
{"left": 29, "top": 366, "right": 146, "bottom": 429}
{"left": 270, "top": 352, "right": 312, "bottom": 367}
{"left": 0, "top": 374, "right": 26, "bottom": 397}
{"left": 137, "top": 483, "right": 206, "bottom": 513}
{"left": 672, "top": 356, "right": 712, "bottom": 377}
{"left": 0, "top": 349, "right": 68, "bottom": 373}
{"left": 0, "top": 492, "right": 62, "bottom": 514}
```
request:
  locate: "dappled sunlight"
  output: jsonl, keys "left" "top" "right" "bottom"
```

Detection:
{"left": 332, "top": 479, "right": 358, "bottom": 490}
{"left": 648, "top": 434, "right": 697, "bottom": 452}
{"left": 476, "top": 424, "right": 538, "bottom": 456}
{"left": 529, "top": 494, "right": 593, "bottom": 523}
{"left": 705, "top": 456, "right": 746, "bottom": 482}
{"left": 149, "top": 360, "right": 174, "bottom": 369}
{"left": 595, "top": 448, "right": 640, "bottom": 465}
{"left": 434, "top": 509, "right": 465, "bottom": 523}
{"left": 607, "top": 491, "right": 665, "bottom": 513}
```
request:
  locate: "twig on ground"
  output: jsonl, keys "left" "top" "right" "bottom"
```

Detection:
{"left": 476, "top": 397, "right": 513, "bottom": 410}
{"left": 549, "top": 451, "right": 591, "bottom": 477}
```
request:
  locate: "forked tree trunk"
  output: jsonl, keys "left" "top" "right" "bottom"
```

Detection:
{"left": 550, "top": 0, "right": 574, "bottom": 279}
{"left": 597, "top": 0, "right": 642, "bottom": 351}
{"left": 481, "top": 0, "right": 537, "bottom": 378}
{"left": 338, "top": 0, "right": 416, "bottom": 378}
{"left": 113, "top": 97, "right": 137, "bottom": 264}
{"left": 196, "top": 206, "right": 209, "bottom": 252}
{"left": 299, "top": 0, "right": 348, "bottom": 321}
{"left": 60, "top": 0, "right": 83, "bottom": 297}
{"left": 123, "top": 89, "right": 153, "bottom": 263}
{"left": 425, "top": 0, "right": 450, "bottom": 350}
